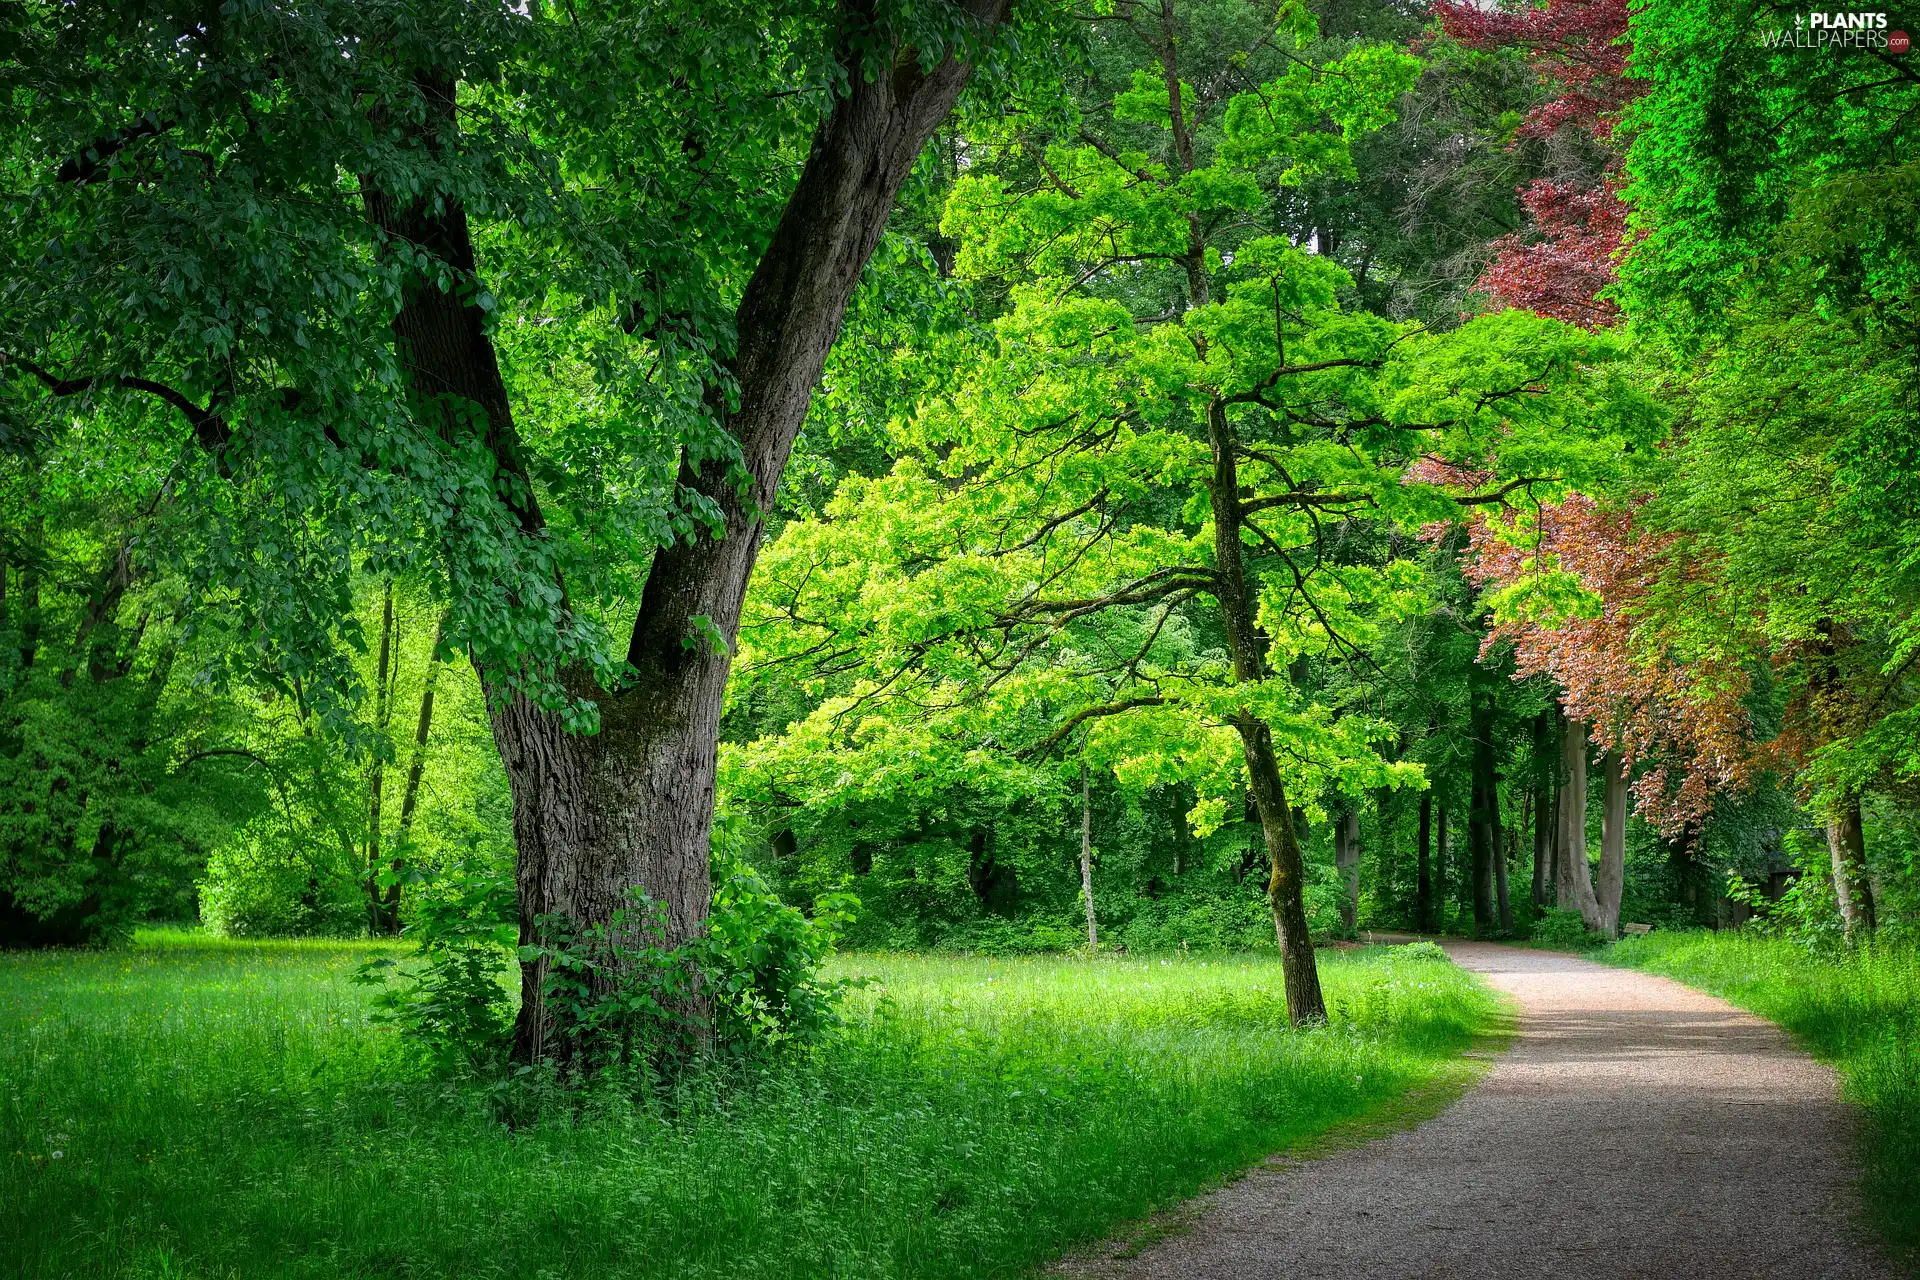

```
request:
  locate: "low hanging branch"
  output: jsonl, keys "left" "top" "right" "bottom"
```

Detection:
{"left": 1020, "top": 694, "right": 1169, "bottom": 760}
{"left": 4, "top": 354, "right": 233, "bottom": 459}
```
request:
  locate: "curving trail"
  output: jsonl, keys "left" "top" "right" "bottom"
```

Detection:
{"left": 1062, "top": 942, "right": 1899, "bottom": 1279}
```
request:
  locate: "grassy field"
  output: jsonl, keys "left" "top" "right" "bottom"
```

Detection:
{"left": 1607, "top": 931, "right": 1920, "bottom": 1257}
{"left": 0, "top": 932, "right": 1494, "bottom": 1280}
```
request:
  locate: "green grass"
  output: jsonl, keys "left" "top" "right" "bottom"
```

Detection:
{"left": 1, "top": 936, "right": 1494, "bottom": 1280}
{"left": 1606, "top": 931, "right": 1920, "bottom": 1259}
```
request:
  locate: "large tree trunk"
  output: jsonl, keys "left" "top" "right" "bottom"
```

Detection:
{"left": 1335, "top": 808, "right": 1360, "bottom": 936}
{"left": 1416, "top": 792, "right": 1433, "bottom": 933}
{"left": 1206, "top": 402, "right": 1325, "bottom": 1022}
{"left": 1826, "top": 794, "right": 1876, "bottom": 945}
{"left": 1079, "top": 760, "right": 1097, "bottom": 951}
{"left": 1597, "top": 744, "right": 1628, "bottom": 936}
{"left": 1557, "top": 714, "right": 1604, "bottom": 930}
{"left": 363, "top": 12, "right": 1010, "bottom": 1059}
{"left": 1596, "top": 748, "right": 1627, "bottom": 937}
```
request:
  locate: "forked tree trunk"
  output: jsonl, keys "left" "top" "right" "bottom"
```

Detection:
{"left": 1079, "top": 760, "right": 1098, "bottom": 951}
{"left": 1335, "top": 809, "right": 1360, "bottom": 935}
{"left": 1557, "top": 714, "right": 1604, "bottom": 930}
{"left": 1596, "top": 748, "right": 1628, "bottom": 938}
{"left": 361, "top": 13, "right": 1011, "bottom": 1062}
{"left": 1826, "top": 794, "right": 1876, "bottom": 945}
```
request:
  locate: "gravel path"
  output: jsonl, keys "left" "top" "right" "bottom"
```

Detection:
{"left": 1062, "top": 942, "right": 1901, "bottom": 1279}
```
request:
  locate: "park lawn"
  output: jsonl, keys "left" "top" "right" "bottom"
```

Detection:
{"left": 1607, "top": 932, "right": 1920, "bottom": 1259}
{"left": 1, "top": 932, "right": 1493, "bottom": 1280}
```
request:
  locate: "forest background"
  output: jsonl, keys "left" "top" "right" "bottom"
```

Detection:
{"left": 3, "top": 0, "right": 1917, "bottom": 1002}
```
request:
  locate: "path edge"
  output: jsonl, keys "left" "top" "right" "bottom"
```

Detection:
{"left": 1047, "top": 961, "right": 1517, "bottom": 1278}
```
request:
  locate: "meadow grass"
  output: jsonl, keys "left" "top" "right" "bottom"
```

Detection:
{"left": 1, "top": 937, "right": 1493, "bottom": 1280}
{"left": 1606, "top": 931, "right": 1920, "bottom": 1258}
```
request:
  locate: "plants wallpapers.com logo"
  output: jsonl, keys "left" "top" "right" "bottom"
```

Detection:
{"left": 1762, "top": 12, "right": 1912, "bottom": 50}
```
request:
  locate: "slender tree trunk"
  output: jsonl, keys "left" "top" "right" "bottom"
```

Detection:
{"left": 1435, "top": 798, "right": 1450, "bottom": 933}
{"left": 18, "top": 514, "right": 41, "bottom": 669}
{"left": 1469, "top": 678, "right": 1496, "bottom": 936}
{"left": 1206, "top": 400, "right": 1325, "bottom": 1022}
{"left": 1080, "top": 760, "right": 1098, "bottom": 951}
{"left": 383, "top": 609, "right": 449, "bottom": 930}
{"left": 1827, "top": 794, "right": 1877, "bottom": 945}
{"left": 360, "top": 16, "right": 1009, "bottom": 1060}
{"left": 365, "top": 580, "right": 396, "bottom": 933}
{"left": 1532, "top": 709, "right": 1554, "bottom": 909}
{"left": 1596, "top": 748, "right": 1627, "bottom": 937}
{"left": 1557, "top": 715, "right": 1603, "bottom": 929}
{"left": 1335, "top": 809, "right": 1360, "bottom": 935}
{"left": 1416, "top": 792, "right": 1433, "bottom": 933}
{"left": 1493, "top": 783, "right": 1511, "bottom": 933}
{"left": 65, "top": 536, "right": 133, "bottom": 686}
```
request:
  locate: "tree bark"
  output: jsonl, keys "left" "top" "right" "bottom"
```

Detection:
{"left": 1468, "top": 675, "right": 1497, "bottom": 936}
{"left": 1532, "top": 709, "right": 1554, "bottom": 908}
{"left": 1493, "top": 781, "right": 1511, "bottom": 933}
{"left": 1335, "top": 808, "right": 1360, "bottom": 936}
{"left": 1826, "top": 793, "right": 1876, "bottom": 945}
{"left": 1596, "top": 748, "right": 1627, "bottom": 938}
{"left": 1557, "top": 714, "right": 1603, "bottom": 930}
{"left": 1080, "top": 761, "right": 1097, "bottom": 951}
{"left": 1206, "top": 400, "right": 1326, "bottom": 1022}
{"left": 1434, "top": 798, "right": 1450, "bottom": 933}
{"left": 1416, "top": 792, "right": 1433, "bottom": 933}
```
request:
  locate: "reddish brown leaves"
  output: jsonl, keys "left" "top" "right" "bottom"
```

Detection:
{"left": 1462, "top": 495, "right": 1757, "bottom": 833}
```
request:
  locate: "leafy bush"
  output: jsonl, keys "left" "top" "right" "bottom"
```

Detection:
{"left": 364, "top": 854, "right": 858, "bottom": 1076}
{"left": 703, "top": 859, "right": 858, "bottom": 1049}
{"left": 1530, "top": 907, "right": 1603, "bottom": 951}
{"left": 355, "top": 861, "right": 516, "bottom": 1072}
{"left": 1721, "top": 829, "right": 1845, "bottom": 948}
{"left": 1120, "top": 890, "right": 1276, "bottom": 952}
{"left": 1395, "top": 939, "right": 1451, "bottom": 963}
{"left": 200, "top": 817, "right": 366, "bottom": 939}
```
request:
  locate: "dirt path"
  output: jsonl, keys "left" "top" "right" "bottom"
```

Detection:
{"left": 1062, "top": 942, "right": 1900, "bottom": 1279}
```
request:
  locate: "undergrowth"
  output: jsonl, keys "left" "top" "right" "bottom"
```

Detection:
{"left": 0, "top": 936, "right": 1491, "bottom": 1279}
{"left": 1607, "top": 931, "right": 1920, "bottom": 1260}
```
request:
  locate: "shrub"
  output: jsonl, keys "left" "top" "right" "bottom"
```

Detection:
{"left": 355, "top": 860, "right": 516, "bottom": 1073}
{"left": 364, "top": 854, "right": 858, "bottom": 1077}
{"left": 1531, "top": 907, "right": 1603, "bottom": 951}
{"left": 201, "top": 818, "right": 365, "bottom": 938}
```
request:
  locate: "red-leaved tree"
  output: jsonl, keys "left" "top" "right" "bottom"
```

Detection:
{"left": 1433, "top": 0, "right": 1641, "bottom": 327}
{"left": 1458, "top": 490, "right": 1756, "bottom": 835}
